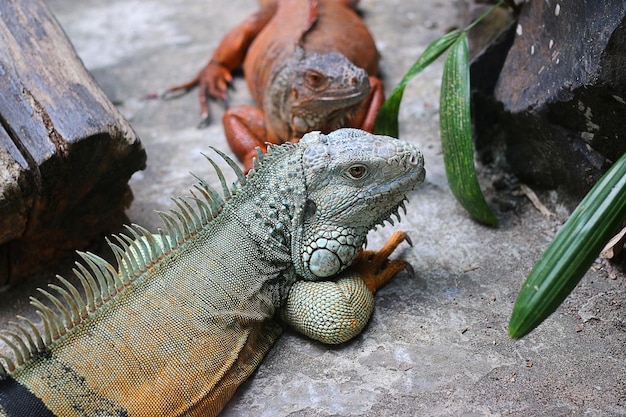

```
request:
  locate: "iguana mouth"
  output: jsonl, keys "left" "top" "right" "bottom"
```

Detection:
{"left": 292, "top": 89, "right": 367, "bottom": 109}
{"left": 332, "top": 195, "right": 407, "bottom": 228}
{"left": 289, "top": 89, "right": 365, "bottom": 135}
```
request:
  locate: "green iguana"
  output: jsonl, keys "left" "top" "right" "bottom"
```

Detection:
{"left": 0, "top": 129, "right": 425, "bottom": 417}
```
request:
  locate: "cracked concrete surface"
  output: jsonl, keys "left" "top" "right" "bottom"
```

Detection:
{"left": 1, "top": 0, "right": 625, "bottom": 415}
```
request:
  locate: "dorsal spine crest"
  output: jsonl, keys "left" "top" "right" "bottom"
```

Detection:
{"left": 0, "top": 148, "right": 254, "bottom": 377}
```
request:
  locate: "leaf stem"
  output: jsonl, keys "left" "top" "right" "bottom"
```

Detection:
{"left": 464, "top": 0, "right": 506, "bottom": 33}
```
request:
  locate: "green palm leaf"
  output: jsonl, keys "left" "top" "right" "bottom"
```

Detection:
{"left": 509, "top": 152, "right": 626, "bottom": 338}
{"left": 439, "top": 34, "right": 498, "bottom": 226}
{"left": 374, "top": 30, "right": 461, "bottom": 138}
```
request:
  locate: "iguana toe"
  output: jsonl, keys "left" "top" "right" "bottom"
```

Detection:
{"left": 350, "top": 230, "right": 413, "bottom": 294}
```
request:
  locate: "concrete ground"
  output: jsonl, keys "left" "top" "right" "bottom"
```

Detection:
{"left": 2, "top": 0, "right": 626, "bottom": 415}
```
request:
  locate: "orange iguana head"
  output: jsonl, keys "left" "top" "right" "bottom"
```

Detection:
{"left": 268, "top": 48, "right": 370, "bottom": 139}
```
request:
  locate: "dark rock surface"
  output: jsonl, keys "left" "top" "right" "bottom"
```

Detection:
{"left": 472, "top": 0, "right": 626, "bottom": 199}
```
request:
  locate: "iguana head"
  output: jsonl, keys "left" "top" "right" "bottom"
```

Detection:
{"left": 292, "top": 129, "right": 425, "bottom": 281}
{"left": 287, "top": 50, "right": 370, "bottom": 137}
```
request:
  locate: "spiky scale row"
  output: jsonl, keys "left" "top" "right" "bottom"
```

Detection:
{"left": 0, "top": 149, "right": 248, "bottom": 378}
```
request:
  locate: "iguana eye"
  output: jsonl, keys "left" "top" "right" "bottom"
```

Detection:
{"left": 347, "top": 164, "right": 367, "bottom": 179}
{"left": 308, "top": 72, "right": 321, "bottom": 84}
{"left": 304, "top": 70, "right": 327, "bottom": 89}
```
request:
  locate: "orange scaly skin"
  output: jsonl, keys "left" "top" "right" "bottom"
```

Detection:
{"left": 168, "top": 0, "right": 384, "bottom": 171}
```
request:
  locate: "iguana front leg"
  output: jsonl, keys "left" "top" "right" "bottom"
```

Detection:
{"left": 282, "top": 231, "right": 411, "bottom": 344}
{"left": 350, "top": 230, "right": 413, "bottom": 294}
{"left": 222, "top": 105, "right": 277, "bottom": 172}
{"left": 166, "top": 2, "right": 278, "bottom": 120}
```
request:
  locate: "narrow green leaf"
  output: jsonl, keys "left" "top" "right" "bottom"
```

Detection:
{"left": 509, "top": 152, "right": 626, "bottom": 339}
{"left": 439, "top": 34, "right": 498, "bottom": 226}
{"left": 374, "top": 30, "right": 462, "bottom": 138}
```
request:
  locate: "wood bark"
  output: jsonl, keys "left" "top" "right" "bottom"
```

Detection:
{"left": 0, "top": 0, "right": 146, "bottom": 284}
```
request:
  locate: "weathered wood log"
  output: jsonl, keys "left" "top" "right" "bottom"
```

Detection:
{"left": 0, "top": 0, "right": 147, "bottom": 284}
{"left": 471, "top": 0, "right": 626, "bottom": 199}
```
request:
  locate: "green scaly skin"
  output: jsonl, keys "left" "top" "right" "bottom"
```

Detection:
{"left": 0, "top": 128, "right": 425, "bottom": 417}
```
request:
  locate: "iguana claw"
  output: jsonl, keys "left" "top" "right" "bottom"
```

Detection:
{"left": 197, "top": 114, "right": 212, "bottom": 129}
{"left": 404, "top": 262, "right": 415, "bottom": 279}
{"left": 160, "top": 88, "right": 190, "bottom": 100}
{"left": 350, "top": 230, "right": 413, "bottom": 294}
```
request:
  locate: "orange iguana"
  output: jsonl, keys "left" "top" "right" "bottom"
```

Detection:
{"left": 0, "top": 129, "right": 425, "bottom": 416}
{"left": 168, "top": 0, "right": 383, "bottom": 170}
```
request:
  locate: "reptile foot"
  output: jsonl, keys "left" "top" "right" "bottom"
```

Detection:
{"left": 350, "top": 230, "right": 413, "bottom": 294}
